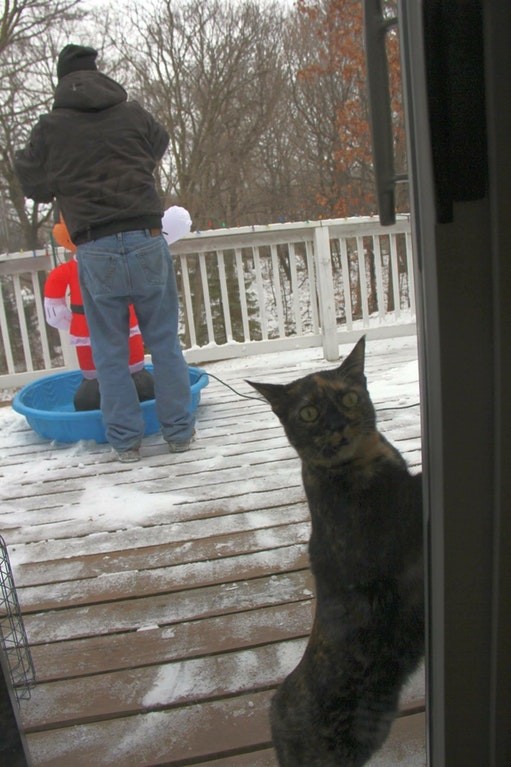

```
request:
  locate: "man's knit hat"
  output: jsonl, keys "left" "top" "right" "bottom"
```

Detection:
{"left": 57, "top": 44, "right": 98, "bottom": 80}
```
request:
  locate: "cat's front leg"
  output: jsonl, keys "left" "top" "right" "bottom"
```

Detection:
{"left": 271, "top": 671, "right": 345, "bottom": 767}
{"left": 270, "top": 671, "right": 317, "bottom": 767}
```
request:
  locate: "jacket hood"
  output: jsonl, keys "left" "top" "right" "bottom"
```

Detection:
{"left": 53, "top": 70, "right": 127, "bottom": 112}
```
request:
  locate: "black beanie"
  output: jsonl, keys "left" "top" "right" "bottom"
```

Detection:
{"left": 57, "top": 44, "right": 98, "bottom": 80}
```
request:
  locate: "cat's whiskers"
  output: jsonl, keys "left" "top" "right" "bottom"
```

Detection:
{"left": 347, "top": 432, "right": 406, "bottom": 475}
{"left": 311, "top": 428, "right": 402, "bottom": 474}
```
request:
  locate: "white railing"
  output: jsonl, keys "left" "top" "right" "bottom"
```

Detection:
{"left": 0, "top": 215, "right": 416, "bottom": 388}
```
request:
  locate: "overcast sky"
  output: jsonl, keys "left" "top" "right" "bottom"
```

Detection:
{"left": 83, "top": 0, "right": 296, "bottom": 7}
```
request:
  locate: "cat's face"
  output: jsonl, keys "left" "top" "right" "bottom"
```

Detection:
{"left": 248, "top": 337, "right": 376, "bottom": 468}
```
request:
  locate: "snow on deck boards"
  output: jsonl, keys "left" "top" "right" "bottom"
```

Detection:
{"left": 0, "top": 336, "right": 425, "bottom": 766}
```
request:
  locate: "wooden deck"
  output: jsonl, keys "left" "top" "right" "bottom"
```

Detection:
{"left": 0, "top": 336, "right": 425, "bottom": 767}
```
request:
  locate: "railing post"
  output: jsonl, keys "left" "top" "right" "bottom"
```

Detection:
{"left": 313, "top": 224, "right": 339, "bottom": 361}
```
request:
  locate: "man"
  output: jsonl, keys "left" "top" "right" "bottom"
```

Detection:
{"left": 15, "top": 44, "right": 195, "bottom": 462}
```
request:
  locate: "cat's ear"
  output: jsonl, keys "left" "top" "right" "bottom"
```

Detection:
{"left": 338, "top": 335, "right": 366, "bottom": 379}
{"left": 246, "top": 380, "right": 288, "bottom": 415}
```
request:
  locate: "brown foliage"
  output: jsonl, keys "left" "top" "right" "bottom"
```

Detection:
{"left": 296, "top": 0, "right": 405, "bottom": 217}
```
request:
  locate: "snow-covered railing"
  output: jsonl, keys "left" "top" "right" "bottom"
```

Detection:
{"left": 0, "top": 216, "right": 415, "bottom": 389}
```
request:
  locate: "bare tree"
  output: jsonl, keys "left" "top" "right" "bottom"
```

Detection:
{"left": 0, "top": 0, "right": 84, "bottom": 250}
{"left": 1, "top": 0, "right": 393, "bottom": 252}
{"left": 284, "top": 0, "right": 381, "bottom": 218}
{"left": 0, "top": 0, "right": 81, "bottom": 54}
{"left": 108, "top": 0, "right": 293, "bottom": 344}
{"left": 108, "top": 0, "right": 288, "bottom": 229}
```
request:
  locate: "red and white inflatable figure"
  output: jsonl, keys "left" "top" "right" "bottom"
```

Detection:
{"left": 45, "top": 229, "right": 145, "bottom": 379}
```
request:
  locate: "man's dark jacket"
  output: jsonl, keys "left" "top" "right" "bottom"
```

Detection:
{"left": 15, "top": 70, "right": 169, "bottom": 243}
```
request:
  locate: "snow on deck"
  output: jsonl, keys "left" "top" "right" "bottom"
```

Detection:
{"left": 0, "top": 335, "right": 425, "bottom": 766}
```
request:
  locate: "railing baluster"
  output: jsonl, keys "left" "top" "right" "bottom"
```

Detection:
{"left": 253, "top": 246, "right": 268, "bottom": 341}
{"left": 31, "top": 272, "right": 52, "bottom": 368}
{"left": 270, "top": 244, "right": 285, "bottom": 337}
{"left": 372, "top": 235, "right": 386, "bottom": 321}
{"left": 13, "top": 275, "right": 33, "bottom": 372}
{"left": 305, "top": 240, "right": 320, "bottom": 334}
{"left": 0, "top": 279, "right": 15, "bottom": 374}
{"left": 389, "top": 233, "right": 401, "bottom": 320}
{"left": 288, "top": 243, "right": 302, "bottom": 336}
{"left": 339, "top": 237, "right": 353, "bottom": 331}
{"left": 217, "top": 251, "right": 233, "bottom": 343}
{"left": 235, "top": 248, "right": 250, "bottom": 341}
{"left": 356, "top": 236, "right": 370, "bottom": 326}
{"left": 199, "top": 253, "right": 215, "bottom": 344}
{"left": 179, "top": 254, "right": 197, "bottom": 347}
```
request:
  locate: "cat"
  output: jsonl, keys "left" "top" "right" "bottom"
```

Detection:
{"left": 248, "top": 336, "right": 424, "bottom": 767}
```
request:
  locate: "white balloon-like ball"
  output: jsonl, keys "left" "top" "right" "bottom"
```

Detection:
{"left": 161, "top": 206, "right": 192, "bottom": 244}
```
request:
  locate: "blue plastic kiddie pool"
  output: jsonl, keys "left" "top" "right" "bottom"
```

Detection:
{"left": 12, "top": 365, "right": 208, "bottom": 444}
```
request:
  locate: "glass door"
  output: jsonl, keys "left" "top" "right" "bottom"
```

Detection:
{"left": 364, "top": 1, "right": 511, "bottom": 764}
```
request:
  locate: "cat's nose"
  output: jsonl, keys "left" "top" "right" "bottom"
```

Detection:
{"left": 329, "top": 414, "right": 348, "bottom": 431}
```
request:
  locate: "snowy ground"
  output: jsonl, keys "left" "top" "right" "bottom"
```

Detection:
{"left": 0, "top": 334, "right": 421, "bottom": 568}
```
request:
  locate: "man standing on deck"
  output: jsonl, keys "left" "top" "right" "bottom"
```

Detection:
{"left": 14, "top": 44, "right": 195, "bottom": 462}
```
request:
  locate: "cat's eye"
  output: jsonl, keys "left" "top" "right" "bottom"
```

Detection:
{"left": 299, "top": 405, "right": 319, "bottom": 422}
{"left": 342, "top": 391, "right": 359, "bottom": 408}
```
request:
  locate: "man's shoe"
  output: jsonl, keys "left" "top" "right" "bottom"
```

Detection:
{"left": 116, "top": 448, "right": 141, "bottom": 463}
{"left": 167, "top": 430, "right": 195, "bottom": 453}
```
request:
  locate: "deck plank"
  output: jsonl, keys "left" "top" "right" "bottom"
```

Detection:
{"left": 29, "top": 602, "right": 314, "bottom": 682}
{"left": 6, "top": 494, "right": 309, "bottom": 560}
{"left": 23, "top": 570, "right": 315, "bottom": 644}
{"left": 19, "top": 543, "right": 310, "bottom": 611}
{"left": 191, "top": 711, "right": 426, "bottom": 767}
{"left": 13, "top": 520, "right": 311, "bottom": 587}
{"left": 25, "top": 689, "right": 276, "bottom": 767}
{"left": 23, "top": 638, "right": 307, "bottom": 731}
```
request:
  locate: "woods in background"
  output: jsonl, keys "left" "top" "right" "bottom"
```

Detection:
{"left": 0, "top": 0, "right": 405, "bottom": 251}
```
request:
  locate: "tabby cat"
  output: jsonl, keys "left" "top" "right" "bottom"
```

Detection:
{"left": 248, "top": 336, "right": 424, "bottom": 767}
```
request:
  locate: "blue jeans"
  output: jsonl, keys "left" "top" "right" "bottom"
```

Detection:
{"left": 76, "top": 230, "right": 194, "bottom": 451}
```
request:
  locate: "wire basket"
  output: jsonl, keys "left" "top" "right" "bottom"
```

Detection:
{"left": 0, "top": 536, "right": 36, "bottom": 705}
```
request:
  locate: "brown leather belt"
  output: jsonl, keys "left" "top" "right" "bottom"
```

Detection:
{"left": 75, "top": 226, "right": 163, "bottom": 244}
